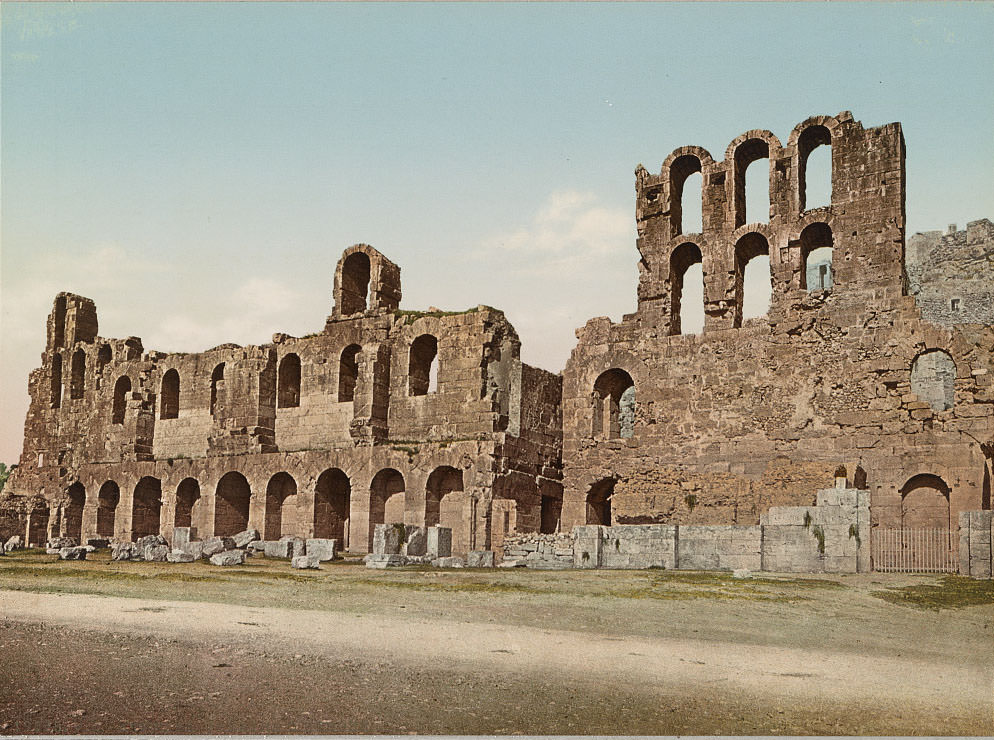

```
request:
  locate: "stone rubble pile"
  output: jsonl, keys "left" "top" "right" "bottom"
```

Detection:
{"left": 500, "top": 532, "right": 575, "bottom": 569}
{"left": 363, "top": 523, "right": 497, "bottom": 569}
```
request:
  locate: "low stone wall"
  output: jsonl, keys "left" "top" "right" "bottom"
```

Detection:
{"left": 503, "top": 487, "right": 870, "bottom": 574}
{"left": 959, "top": 511, "right": 993, "bottom": 579}
{"left": 501, "top": 532, "right": 574, "bottom": 569}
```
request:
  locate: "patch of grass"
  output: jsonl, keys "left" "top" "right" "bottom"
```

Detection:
{"left": 350, "top": 576, "right": 548, "bottom": 595}
{"left": 872, "top": 575, "right": 994, "bottom": 610}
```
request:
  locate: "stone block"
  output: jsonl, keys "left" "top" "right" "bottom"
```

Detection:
{"left": 58, "top": 546, "right": 87, "bottom": 560}
{"left": 467, "top": 550, "right": 495, "bottom": 568}
{"left": 4, "top": 536, "right": 24, "bottom": 552}
{"left": 426, "top": 526, "right": 452, "bottom": 559}
{"left": 280, "top": 535, "right": 306, "bottom": 557}
{"left": 167, "top": 550, "right": 197, "bottom": 563}
{"left": 48, "top": 536, "right": 78, "bottom": 549}
{"left": 247, "top": 540, "right": 267, "bottom": 551}
{"left": 305, "top": 538, "right": 337, "bottom": 562}
{"left": 291, "top": 554, "right": 321, "bottom": 569}
{"left": 111, "top": 542, "right": 137, "bottom": 561}
{"left": 373, "top": 524, "right": 405, "bottom": 555}
{"left": 232, "top": 529, "right": 260, "bottom": 548}
{"left": 498, "top": 559, "right": 527, "bottom": 568}
{"left": 171, "top": 527, "right": 196, "bottom": 548}
{"left": 144, "top": 544, "right": 170, "bottom": 562}
{"left": 202, "top": 536, "right": 235, "bottom": 557}
{"left": 432, "top": 556, "right": 466, "bottom": 568}
{"left": 403, "top": 526, "right": 427, "bottom": 556}
{"left": 364, "top": 554, "right": 407, "bottom": 569}
{"left": 264, "top": 540, "right": 293, "bottom": 559}
{"left": 181, "top": 541, "right": 205, "bottom": 560}
{"left": 209, "top": 549, "right": 247, "bottom": 566}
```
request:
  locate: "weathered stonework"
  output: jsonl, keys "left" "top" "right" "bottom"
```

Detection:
{"left": 3, "top": 111, "right": 992, "bottom": 576}
{"left": 907, "top": 219, "right": 994, "bottom": 327}
{"left": 3, "top": 246, "right": 563, "bottom": 555}
{"left": 561, "top": 112, "right": 994, "bottom": 552}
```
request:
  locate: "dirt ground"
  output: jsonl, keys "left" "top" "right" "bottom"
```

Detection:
{"left": 1, "top": 550, "right": 992, "bottom": 735}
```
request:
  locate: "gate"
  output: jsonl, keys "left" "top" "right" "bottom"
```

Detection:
{"left": 871, "top": 528, "right": 958, "bottom": 573}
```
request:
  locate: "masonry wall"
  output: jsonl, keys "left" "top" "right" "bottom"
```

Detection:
{"left": 561, "top": 112, "right": 994, "bottom": 534}
{"left": 5, "top": 246, "right": 562, "bottom": 556}
{"left": 907, "top": 219, "right": 994, "bottom": 328}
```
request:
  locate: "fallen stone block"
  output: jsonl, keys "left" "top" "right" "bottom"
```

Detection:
{"left": 144, "top": 544, "right": 170, "bottom": 562}
{"left": 232, "top": 529, "right": 261, "bottom": 548}
{"left": 46, "top": 548, "right": 60, "bottom": 555}
{"left": 167, "top": 550, "right": 197, "bottom": 563}
{"left": 202, "top": 536, "right": 236, "bottom": 557}
{"left": 47, "top": 537, "right": 78, "bottom": 549}
{"left": 364, "top": 554, "right": 407, "bottom": 569}
{"left": 264, "top": 540, "right": 293, "bottom": 559}
{"left": 247, "top": 540, "right": 267, "bottom": 552}
{"left": 58, "top": 546, "right": 87, "bottom": 560}
{"left": 171, "top": 527, "right": 197, "bottom": 549}
{"left": 403, "top": 526, "right": 428, "bottom": 556}
{"left": 4, "top": 535, "right": 24, "bottom": 552}
{"left": 467, "top": 550, "right": 495, "bottom": 568}
{"left": 83, "top": 545, "right": 97, "bottom": 553}
{"left": 209, "top": 549, "right": 247, "bottom": 566}
{"left": 111, "top": 542, "right": 138, "bottom": 561}
{"left": 305, "top": 538, "right": 337, "bottom": 562}
{"left": 291, "top": 554, "right": 321, "bottom": 569}
{"left": 135, "top": 534, "right": 167, "bottom": 551}
{"left": 498, "top": 559, "right": 526, "bottom": 568}
{"left": 181, "top": 541, "right": 205, "bottom": 560}
{"left": 432, "top": 556, "right": 466, "bottom": 569}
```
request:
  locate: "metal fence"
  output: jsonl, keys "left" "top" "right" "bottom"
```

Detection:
{"left": 871, "top": 528, "right": 958, "bottom": 573}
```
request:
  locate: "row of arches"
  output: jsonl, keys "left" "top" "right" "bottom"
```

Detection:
{"left": 49, "top": 344, "right": 116, "bottom": 409}
{"left": 62, "top": 465, "right": 471, "bottom": 553}
{"left": 666, "top": 123, "right": 833, "bottom": 238}
{"left": 95, "top": 335, "right": 440, "bottom": 426}
{"left": 668, "top": 223, "right": 835, "bottom": 335}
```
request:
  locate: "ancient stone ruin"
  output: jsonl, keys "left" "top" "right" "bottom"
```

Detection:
{"left": 3, "top": 111, "right": 993, "bottom": 576}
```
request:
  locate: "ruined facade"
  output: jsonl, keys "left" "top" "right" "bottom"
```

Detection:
{"left": 5, "top": 245, "right": 563, "bottom": 554}
{"left": 4, "top": 111, "right": 993, "bottom": 567}
{"left": 561, "top": 112, "right": 994, "bottom": 538}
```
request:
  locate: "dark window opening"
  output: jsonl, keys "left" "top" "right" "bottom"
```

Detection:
{"left": 210, "top": 363, "right": 225, "bottom": 416}
{"left": 593, "top": 369, "right": 635, "bottom": 440}
{"left": 70, "top": 349, "right": 85, "bottom": 400}
{"left": 409, "top": 334, "right": 438, "bottom": 396}
{"left": 586, "top": 479, "right": 615, "bottom": 526}
{"left": 338, "top": 344, "right": 360, "bottom": 402}
{"left": 51, "top": 353, "right": 63, "bottom": 409}
{"left": 160, "top": 369, "right": 180, "bottom": 419}
{"left": 277, "top": 354, "right": 301, "bottom": 409}
{"left": 112, "top": 375, "right": 131, "bottom": 424}
{"left": 341, "top": 252, "right": 371, "bottom": 315}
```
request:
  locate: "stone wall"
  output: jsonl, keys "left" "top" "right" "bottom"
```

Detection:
{"left": 503, "top": 487, "right": 870, "bottom": 574}
{"left": 958, "top": 510, "right": 993, "bottom": 579}
{"left": 562, "top": 112, "right": 994, "bottom": 534}
{"left": 4, "top": 246, "right": 563, "bottom": 556}
{"left": 907, "top": 220, "right": 994, "bottom": 328}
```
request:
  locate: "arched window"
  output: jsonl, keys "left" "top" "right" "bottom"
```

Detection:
{"left": 338, "top": 344, "right": 360, "bottom": 402}
{"left": 210, "top": 363, "right": 224, "bottom": 416}
{"left": 341, "top": 252, "right": 371, "bottom": 315}
{"left": 670, "top": 154, "right": 703, "bottom": 236}
{"left": 911, "top": 350, "right": 956, "bottom": 412}
{"left": 798, "top": 125, "right": 832, "bottom": 211}
{"left": 51, "top": 353, "right": 63, "bottom": 409}
{"left": 734, "top": 232, "right": 771, "bottom": 327}
{"left": 277, "top": 353, "right": 301, "bottom": 409}
{"left": 586, "top": 478, "right": 616, "bottom": 526}
{"left": 160, "top": 369, "right": 180, "bottom": 419}
{"left": 734, "top": 139, "right": 770, "bottom": 227}
{"left": 593, "top": 369, "right": 635, "bottom": 440}
{"left": 409, "top": 334, "right": 438, "bottom": 396}
{"left": 800, "top": 223, "right": 834, "bottom": 291}
{"left": 670, "top": 242, "right": 704, "bottom": 336}
{"left": 96, "top": 344, "right": 112, "bottom": 377}
{"left": 112, "top": 375, "right": 131, "bottom": 424}
{"left": 70, "top": 349, "right": 85, "bottom": 400}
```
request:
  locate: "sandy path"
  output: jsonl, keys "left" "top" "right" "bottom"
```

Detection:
{"left": 3, "top": 588, "right": 991, "bottom": 716}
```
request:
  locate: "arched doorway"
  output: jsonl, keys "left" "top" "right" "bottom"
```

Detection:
{"left": 64, "top": 482, "right": 85, "bottom": 542}
{"left": 369, "top": 469, "right": 405, "bottom": 550}
{"left": 215, "top": 472, "right": 250, "bottom": 537}
{"left": 265, "top": 472, "right": 298, "bottom": 540}
{"left": 426, "top": 466, "right": 467, "bottom": 554}
{"left": 586, "top": 479, "right": 616, "bottom": 526}
{"left": 314, "top": 468, "right": 350, "bottom": 545}
{"left": 131, "top": 477, "right": 162, "bottom": 539}
{"left": 174, "top": 478, "right": 201, "bottom": 530}
{"left": 96, "top": 481, "right": 120, "bottom": 539}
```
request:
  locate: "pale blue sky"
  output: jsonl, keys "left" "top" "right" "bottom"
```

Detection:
{"left": 2, "top": 2, "right": 993, "bottom": 462}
